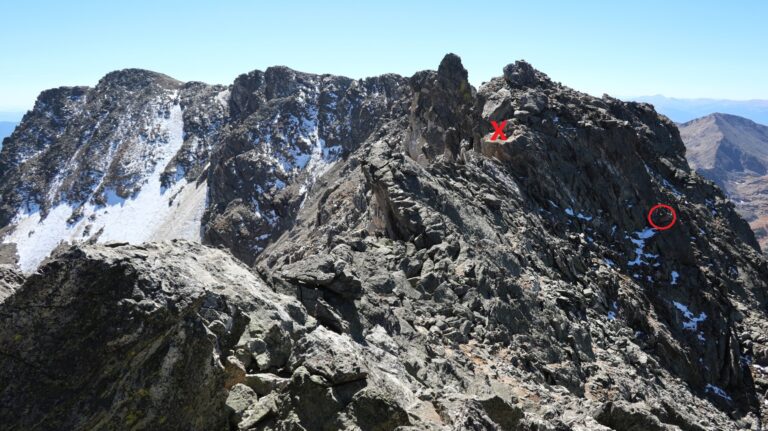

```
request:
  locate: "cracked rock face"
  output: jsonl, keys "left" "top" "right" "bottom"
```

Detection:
{"left": 0, "top": 241, "right": 314, "bottom": 430}
{"left": 1, "top": 55, "right": 768, "bottom": 430}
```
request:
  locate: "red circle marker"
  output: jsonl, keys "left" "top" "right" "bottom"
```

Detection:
{"left": 647, "top": 204, "right": 677, "bottom": 230}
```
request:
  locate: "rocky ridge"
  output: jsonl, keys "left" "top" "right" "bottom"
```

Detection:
{"left": 0, "top": 55, "right": 767, "bottom": 430}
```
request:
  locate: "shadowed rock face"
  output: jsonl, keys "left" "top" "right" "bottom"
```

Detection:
{"left": 203, "top": 67, "right": 411, "bottom": 263}
{"left": 679, "top": 113, "right": 768, "bottom": 252}
{"left": 0, "top": 55, "right": 768, "bottom": 430}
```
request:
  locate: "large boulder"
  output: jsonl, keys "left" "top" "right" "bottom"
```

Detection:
{"left": 0, "top": 241, "right": 311, "bottom": 430}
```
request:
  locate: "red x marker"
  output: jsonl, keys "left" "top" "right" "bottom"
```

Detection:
{"left": 490, "top": 120, "right": 507, "bottom": 141}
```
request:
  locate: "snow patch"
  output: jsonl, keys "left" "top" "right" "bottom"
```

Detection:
{"left": 295, "top": 102, "right": 342, "bottom": 202}
{"left": 627, "top": 228, "right": 657, "bottom": 266}
{"left": 4, "top": 100, "right": 206, "bottom": 273}
{"left": 564, "top": 208, "right": 592, "bottom": 221}
{"left": 705, "top": 384, "right": 732, "bottom": 401}
{"left": 672, "top": 301, "right": 707, "bottom": 331}
{"left": 215, "top": 89, "right": 231, "bottom": 107}
{"left": 152, "top": 179, "right": 209, "bottom": 241}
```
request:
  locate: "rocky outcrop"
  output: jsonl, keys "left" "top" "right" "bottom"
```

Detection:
{"left": 0, "top": 241, "right": 526, "bottom": 430}
{"left": 404, "top": 53, "right": 477, "bottom": 164}
{"left": 0, "top": 264, "right": 23, "bottom": 301}
{"left": 255, "top": 56, "right": 768, "bottom": 429}
{"left": 202, "top": 67, "right": 410, "bottom": 263}
{"left": 0, "top": 241, "right": 309, "bottom": 430}
{"left": 1, "top": 55, "right": 768, "bottom": 430}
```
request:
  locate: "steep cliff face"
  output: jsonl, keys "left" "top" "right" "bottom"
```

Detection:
{"left": 0, "top": 55, "right": 767, "bottom": 430}
{"left": 253, "top": 57, "right": 768, "bottom": 429}
{"left": 203, "top": 67, "right": 411, "bottom": 263}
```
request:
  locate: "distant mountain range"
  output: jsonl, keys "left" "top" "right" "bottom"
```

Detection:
{"left": 679, "top": 113, "right": 768, "bottom": 251}
{"left": 633, "top": 95, "right": 768, "bottom": 125}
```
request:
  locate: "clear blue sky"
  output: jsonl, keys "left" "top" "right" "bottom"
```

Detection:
{"left": 1, "top": 0, "right": 767, "bottom": 116}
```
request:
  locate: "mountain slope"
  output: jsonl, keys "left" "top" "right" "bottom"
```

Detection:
{"left": 0, "top": 56, "right": 767, "bottom": 430}
{"left": 0, "top": 68, "right": 410, "bottom": 271}
{"left": 679, "top": 113, "right": 768, "bottom": 251}
{"left": 0, "top": 71, "right": 228, "bottom": 271}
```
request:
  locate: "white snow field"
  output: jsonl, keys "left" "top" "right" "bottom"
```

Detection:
{"left": 4, "top": 100, "right": 208, "bottom": 273}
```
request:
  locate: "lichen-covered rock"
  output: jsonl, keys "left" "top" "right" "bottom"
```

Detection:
{"left": 0, "top": 241, "right": 311, "bottom": 430}
{"left": 0, "top": 263, "right": 23, "bottom": 301}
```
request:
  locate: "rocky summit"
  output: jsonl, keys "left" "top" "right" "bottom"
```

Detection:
{"left": 1, "top": 54, "right": 767, "bottom": 430}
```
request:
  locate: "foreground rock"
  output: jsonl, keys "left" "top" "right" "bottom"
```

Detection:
{"left": 0, "top": 241, "right": 526, "bottom": 430}
{"left": 0, "top": 241, "right": 308, "bottom": 429}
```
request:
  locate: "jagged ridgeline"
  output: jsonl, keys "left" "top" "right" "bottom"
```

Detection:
{"left": 0, "top": 55, "right": 767, "bottom": 430}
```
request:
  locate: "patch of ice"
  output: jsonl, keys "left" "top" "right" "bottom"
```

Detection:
{"left": 661, "top": 178, "right": 683, "bottom": 197}
{"left": 604, "top": 258, "right": 615, "bottom": 267}
{"left": 705, "top": 384, "right": 732, "bottom": 401}
{"left": 636, "top": 227, "right": 656, "bottom": 239}
{"left": 671, "top": 271, "right": 679, "bottom": 285}
{"left": 627, "top": 228, "right": 657, "bottom": 266}
{"left": 152, "top": 179, "right": 209, "bottom": 242}
{"left": 672, "top": 301, "right": 707, "bottom": 331}
{"left": 564, "top": 208, "right": 592, "bottom": 221}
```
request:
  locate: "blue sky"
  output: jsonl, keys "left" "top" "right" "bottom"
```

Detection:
{"left": 1, "top": 1, "right": 767, "bottom": 116}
